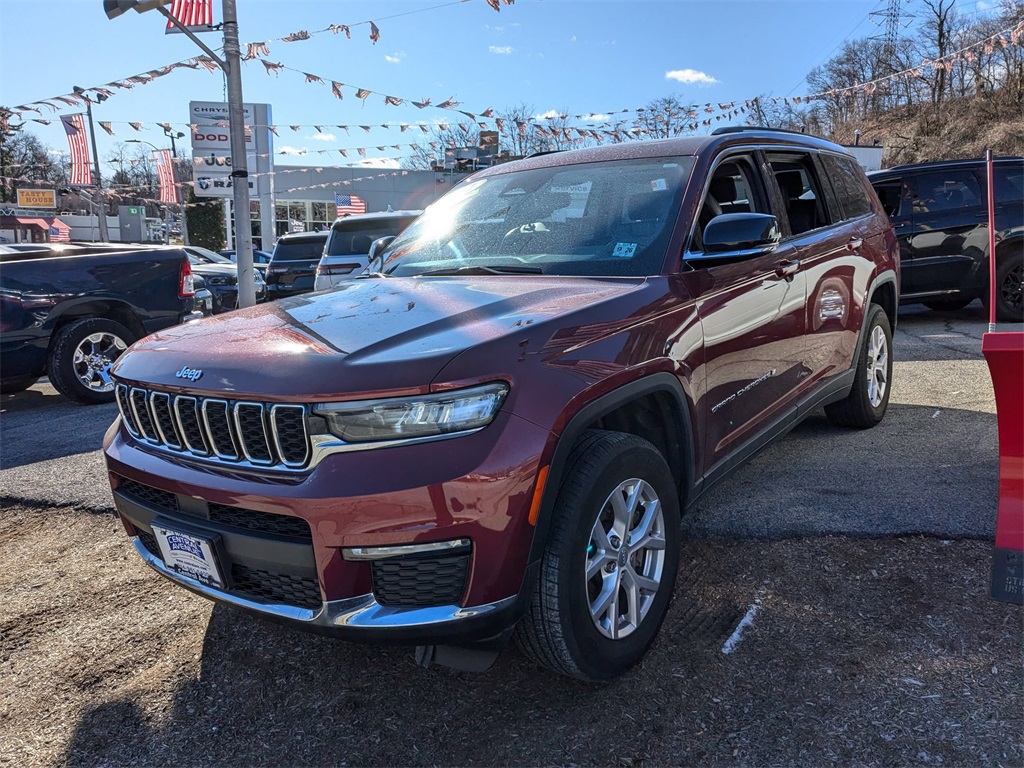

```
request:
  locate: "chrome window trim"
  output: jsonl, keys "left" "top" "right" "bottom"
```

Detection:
{"left": 173, "top": 395, "right": 211, "bottom": 456}
{"left": 270, "top": 404, "right": 310, "bottom": 468}
{"left": 233, "top": 401, "right": 275, "bottom": 466}
{"left": 149, "top": 391, "right": 183, "bottom": 450}
{"left": 202, "top": 398, "right": 239, "bottom": 460}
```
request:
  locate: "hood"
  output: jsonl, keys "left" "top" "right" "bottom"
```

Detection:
{"left": 190, "top": 262, "right": 238, "bottom": 280}
{"left": 112, "top": 275, "right": 644, "bottom": 399}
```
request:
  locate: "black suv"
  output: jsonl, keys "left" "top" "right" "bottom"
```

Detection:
{"left": 868, "top": 157, "right": 1023, "bottom": 321}
{"left": 265, "top": 231, "right": 329, "bottom": 300}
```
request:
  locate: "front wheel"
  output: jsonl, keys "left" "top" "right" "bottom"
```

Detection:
{"left": 48, "top": 318, "right": 134, "bottom": 405}
{"left": 825, "top": 304, "right": 893, "bottom": 429}
{"left": 514, "top": 430, "right": 680, "bottom": 681}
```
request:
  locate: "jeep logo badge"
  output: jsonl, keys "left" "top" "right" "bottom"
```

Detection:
{"left": 175, "top": 366, "right": 203, "bottom": 382}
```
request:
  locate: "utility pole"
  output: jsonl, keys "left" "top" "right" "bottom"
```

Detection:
{"left": 74, "top": 87, "right": 110, "bottom": 242}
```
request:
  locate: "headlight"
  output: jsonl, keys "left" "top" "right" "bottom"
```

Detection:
{"left": 312, "top": 382, "right": 508, "bottom": 443}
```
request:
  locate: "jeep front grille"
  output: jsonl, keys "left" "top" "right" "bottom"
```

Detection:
{"left": 116, "top": 383, "right": 310, "bottom": 470}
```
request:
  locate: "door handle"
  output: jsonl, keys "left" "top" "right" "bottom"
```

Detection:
{"left": 774, "top": 259, "right": 800, "bottom": 279}
{"left": 846, "top": 237, "right": 864, "bottom": 251}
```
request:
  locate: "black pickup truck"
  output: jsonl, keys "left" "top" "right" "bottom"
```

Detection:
{"left": 0, "top": 243, "right": 203, "bottom": 404}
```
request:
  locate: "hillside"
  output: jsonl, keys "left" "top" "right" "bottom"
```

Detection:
{"left": 827, "top": 92, "right": 1024, "bottom": 167}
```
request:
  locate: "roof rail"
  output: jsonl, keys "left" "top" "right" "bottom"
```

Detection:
{"left": 712, "top": 125, "right": 808, "bottom": 136}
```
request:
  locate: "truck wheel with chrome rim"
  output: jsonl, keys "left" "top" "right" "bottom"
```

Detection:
{"left": 49, "top": 318, "right": 135, "bottom": 405}
{"left": 825, "top": 303, "right": 892, "bottom": 429}
{"left": 514, "top": 430, "right": 680, "bottom": 681}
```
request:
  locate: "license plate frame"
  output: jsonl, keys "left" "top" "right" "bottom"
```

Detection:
{"left": 152, "top": 522, "right": 225, "bottom": 589}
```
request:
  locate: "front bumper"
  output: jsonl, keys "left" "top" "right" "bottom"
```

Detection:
{"left": 104, "top": 409, "right": 551, "bottom": 642}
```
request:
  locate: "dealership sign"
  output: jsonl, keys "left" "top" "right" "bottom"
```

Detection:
{"left": 17, "top": 189, "right": 57, "bottom": 208}
{"left": 189, "top": 101, "right": 272, "bottom": 198}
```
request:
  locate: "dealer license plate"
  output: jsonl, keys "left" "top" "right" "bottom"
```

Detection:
{"left": 152, "top": 524, "right": 224, "bottom": 588}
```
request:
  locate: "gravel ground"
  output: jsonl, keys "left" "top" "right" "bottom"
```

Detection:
{"left": 0, "top": 504, "right": 1020, "bottom": 767}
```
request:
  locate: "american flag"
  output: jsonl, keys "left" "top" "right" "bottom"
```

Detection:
{"left": 61, "top": 114, "right": 92, "bottom": 187}
{"left": 335, "top": 193, "right": 367, "bottom": 216}
{"left": 165, "top": 0, "right": 214, "bottom": 34}
{"left": 155, "top": 149, "right": 177, "bottom": 204}
{"left": 48, "top": 219, "right": 71, "bottom": 243}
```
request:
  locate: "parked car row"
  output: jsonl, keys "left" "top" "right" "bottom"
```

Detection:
{"left": 868, "top": 156, "right": 1023, "bottom": 321}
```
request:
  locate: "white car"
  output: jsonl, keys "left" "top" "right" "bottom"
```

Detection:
{"left": 313, "top": 210, "right": 421, "bottom": 291}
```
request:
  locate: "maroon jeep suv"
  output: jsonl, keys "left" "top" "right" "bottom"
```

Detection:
{"left": 104, "top": 128, "right": 899, "bottom": 680}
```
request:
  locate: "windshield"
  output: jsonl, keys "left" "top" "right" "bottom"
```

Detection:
{"left": 271, "top": 238, "right": 327, "bottom": 263}
{"left": 380, "top": 157, "right": 692, "bottom": 278}
{"left": 326, "top": 217, "right": 419, "bottom": 256}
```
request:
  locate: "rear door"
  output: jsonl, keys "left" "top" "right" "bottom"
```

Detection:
{"left": 267, "top": 236, "right": 327, "bottom": 297}
{"left": 903, "top": 168, "right": 986, "bottom": 296}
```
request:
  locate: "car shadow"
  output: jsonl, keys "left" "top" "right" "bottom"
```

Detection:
{"left": 59, "top": 539, "right": 752, "bottom": 767}
{"left": 0, "top": 383, "right": 117, "bottom": 470}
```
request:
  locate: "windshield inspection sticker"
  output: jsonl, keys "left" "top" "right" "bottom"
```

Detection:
{"left": 613, "top": 242, "right": 638, "bottom": 258}
{"left": 650, "top": 178, "right": 668, "bottom": 192}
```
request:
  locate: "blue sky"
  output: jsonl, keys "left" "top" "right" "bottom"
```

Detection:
{"left": 0, "top": 0, "right": 1004, "bottom": 171}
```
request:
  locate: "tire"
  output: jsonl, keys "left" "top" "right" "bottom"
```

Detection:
{"left": 48, "top": 318, "right": 135, "bottom": 405}
{"left": 825, "top": 304, "right": 893, "bottom": 429}
{"left": 514, "top": 430, "right": 680, "bottom": 681}
{"left": 0, "top": 376, "right": 38, "bottom": 395}
{"left": 923, "top": 299, "right": 972, "bottom": 312}
{"left": 995, "top": 254, "right": 1023, "bottom": 322}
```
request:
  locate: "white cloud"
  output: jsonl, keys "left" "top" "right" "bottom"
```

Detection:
{"left": 571, "top": 35, "right": 577, "bottom": 43}
{"left": 308, "top": 133, "right": 336, "bottom": 142}
{"left": 385, "top": 51, "right": 405, "bottom": 64}
{"left": 489, "top": 45, "right": 514, "bottom": 55}
{"left": 48, "top": 149, "right": 66, "bottom": 156}
{"left": 665, "top": 68, "right": 719, "bottom": 86}
{"left": 278, "top": 146, "right": 309, "bottom": 155}
{"left": 581, "top": 113, "right": 610, "bottom": 122}
{"left": 534, "top": 109, "right": 561, "bottom": 120}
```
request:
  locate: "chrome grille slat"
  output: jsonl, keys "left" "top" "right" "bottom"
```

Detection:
{"left": 130, "top": 387, "right": 158, "bottom": 442}
{"left": 149, "top": 392, "right": 183, "bottom": 449}
{"left": 115, "top": 384, "right": 312, "bottom": 471}
{"left": 115, "top": 384, "right": 139, "bottom": 437}
{"left": 234, "top": 402, "right": 275, "bottom": 465}
{"left": 271, "top": 405, "right": 310, "bottom": 467}
{"left": 174, "top": 396, "right": 211, "bottom": 456}
{"left": 202, "top": 398, "right": 239, "bottom": 460}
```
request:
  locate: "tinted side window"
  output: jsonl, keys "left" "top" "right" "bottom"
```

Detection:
{"left": 693, "top": 154, "right": 769, "bottom": 249}
{"left": 994, "top": 163, "right": 1024, "bottom": 203}
{"left": 767, "top": 152, "right": 832, "bottom": 236}
{"left": 911, "top": 170, "right": 982, "bottom": 213}
{"left": 823, "top": 155, "right": 873, "bottom": 219}
{"left": 871, "top": 179, "right": 904, "bottom": 218}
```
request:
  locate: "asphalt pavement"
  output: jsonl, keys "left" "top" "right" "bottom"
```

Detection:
{"left": 0, "top": 300, "right": 1010, "bottom": 539}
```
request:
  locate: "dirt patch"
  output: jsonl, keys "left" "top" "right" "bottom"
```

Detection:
{"left": 0, "top": 504, "right": 1021, "bottom": 767}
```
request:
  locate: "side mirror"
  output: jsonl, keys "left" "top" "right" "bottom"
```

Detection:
{"left": 366, "top": 235, "right": 395, "bottom": 274}
{"left": 702, "top": 213, "right": 781, "bottom": 256}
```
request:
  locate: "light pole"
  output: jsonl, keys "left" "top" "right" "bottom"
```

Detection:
{"left": 72, "top": 86, "right": 110, "bottom": 243}
{"left": 163, "top": 128, "right": 189, "bottom": 245}
{"left": 104, "top": 0, "right": 256, "bottom": 308}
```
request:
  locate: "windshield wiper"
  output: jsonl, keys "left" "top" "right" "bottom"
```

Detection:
{"left": 413, "top": 264, "right": 544, "bottom": 277}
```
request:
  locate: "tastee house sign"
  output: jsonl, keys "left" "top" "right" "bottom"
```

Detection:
{"left": 16, "top": 189, "right": 57, "bottom": 209}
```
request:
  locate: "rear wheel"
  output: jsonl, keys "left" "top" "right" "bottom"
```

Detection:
{"left": 995, "top": 255, "right": 1023, "bottom": 322}
{"left": 48, "top": 318, "right": 134, "bottom": 405}
{"left": 825, "top": 304, "right": 892, "bottom": 429}
{"left": 514, "top": 430, "right": 680, "bottom": 681}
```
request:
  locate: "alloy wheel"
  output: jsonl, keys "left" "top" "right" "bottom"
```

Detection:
{"left": 1000, "top": 263, "right": 1023, "bottom": 313}
{"left": 585, "top": 478, "right": 667, "bottom": 640}
{"left": 867, "top": 325, "right": 889, "bottom": 408}
{"left": 72, "top": 331, "right": 127, "bottom": 393}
